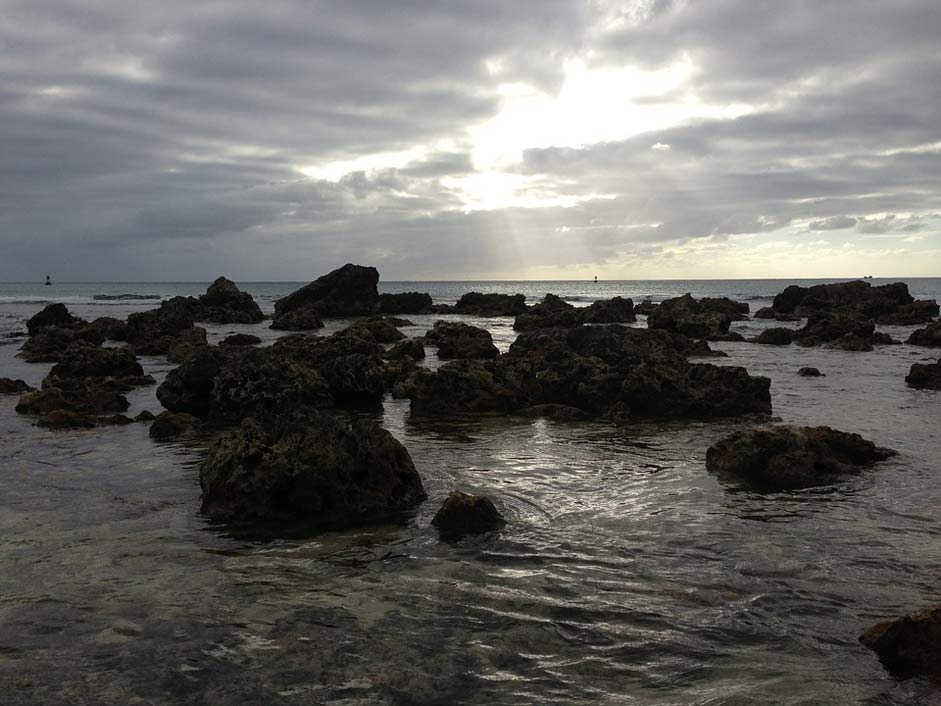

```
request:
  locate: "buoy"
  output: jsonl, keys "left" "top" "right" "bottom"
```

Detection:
{"left": 44, "top": 275, "right": 51, "bottom": 286}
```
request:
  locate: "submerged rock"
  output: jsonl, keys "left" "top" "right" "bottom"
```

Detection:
{"left": 432, "top": 491, "right": 506, "bottom": 539}
{"left": 150, "top": 411, "right": 202, "bottom": 440}
{"left": 453, "top": 292, "right": 527, "bottom": 316}
{"left": 860, "top": 605, "right": 941, "bottom": 683}
{"left": 705, "top": 425, "right": 895, "bottom": 490}
{"left": 220, "top": 333, "right": 263, "bottom": 347}
{"left": 513, "top": 294, "right": 582, "bottom": 331}
{"left": 752, "top": 328, "right": 794, "bottom": 345}
{"left": 37, "top": 409, "right": 96, "bottom": 429}
{"left": 134, "top": 410, "right": 156, "bottom": 422}
{"left": 274, "top": 263, "right": 380, "bottom": 320}
{"left": 424, "top": 321, "right": 499, "bottom": 359}
{"left": 199, "top": 411, "right": 426, "bottom": 531}
{"left": 797, "top": 367, "right": 824, "bottom": 377}
{"left": 379, "top": 291, "right": 433, "bottom": 315}
{"left": 905, "top": 359, "right": 941, "bottom": 390}
{"left": 0, "top": 378, "right": 35, "bottom": 394}
{"left": 907, "top": 321, "right": 941, "bottom": 347}
{"left": 16, "top": 379, "right": 129, "bottom": 417}
{"left": 825, "top": 333, "right": 873, "bottom": 352}
{"left": 647, "top": 293, "right": 732, "bottom": 339}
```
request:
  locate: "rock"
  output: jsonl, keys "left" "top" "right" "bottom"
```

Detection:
{"left": 708, "top": 332, "right": 746, "bottom": 342}
{"left": 269, "top": 307, "right": 324, "bottom": 331}
{"left": 699, "top": 297, "right": 750, "bottom": 320}
{"left": 0, "top": 378, "right": 35, "bottom": 394}
{"left": 869, "top": 332, "right": 900, "bottom": 345}
{"left": 752, "top": 328, "right": 794, "bottom": 345}
{"left": 520, "top": 404, "right": 591, "bottom": 421}
{"left": 102, "top": 414, "right": 134, "bottom": 426}
{"left": 125, "top": 299, "right": 206, "bottom": 355}
{"left": 385, "top": 338, "right": 425, "bottom": 360}
{"left": 379, "top": 292, "right": 432, "bottom": 315}
{"left": 754, "top": 306, "right": 777, "bottom": 319}
{"left": 796, "top": 314, "right": 874, "bottom": 343}
{"left": 705, "top": 425, "right": 895, "bottom": 490}
{"left": 166, "top": 339, "right": 210, "bottom": 364}
{"left": 860, "top": 605, "right": 941, "bottom": 683}
{"left": 84, "top": 316, "right": 127, "bottom": 341}
{"left": 274, "top": 263, "right": 379, "bottom": 319}
{"left": 198, "top": 411, "right": 426, "bottom": 531}
{"left": 134, "top": 410, "right": 156, "bottom": 422}
{"left": 49, "top": 343, "right": 144, "bottom": 379}
{"left": 37, "top": 409, "right": 96, "bottom": 429}
{"left": 770, "top": 280, "right": 937, "bottom": 324}
{"left": 16, "top": 379, "right": 129, "bottom": 416}
{"left": 343, "top": 318, "right": 405, "bottom": 343}
{"left": 18, "top": 326, "right": 85, "bottom": 363}
{"left": 513, "top": 294, "right": 582, "bottom": 331}
{"left": 380, "top": 357, "right": 420, "bottom": 392}
{"left": 197, "top": 277, "right": 264, "bottom": 324}
{"left": 581, "top": 297, "right": 636, "bottom": 324}
{"left": 149, "top": 411, "right": 202, "bottom": 440}
{"left": 220, "top": 333, "right": 263, "bottom": 347}
{"left": 431, "top": 491, "right": 506, "bottom": 538}
{"left": 424, "top": 321, "right": 499, "bottom": 359}
{"left": 156, "top": 347, "right": 233, "bottom": 417}
{"left": 634, "top": 299, "right": 657, "bottom": 315}
{"left": 453, "top": 292, "right": 527, "bottom": 316}
{"left": 26, "top": 303, "right": 84, "bottom": 335}
{"left": 905, "top": 359, "right": 941, "bottom": 390}
{"left": 825, "top": 333, "right": 873, "bottom": 352}
{"left": 907, "top": 321, "right": 941, "bottom": 347}
{"left": 797, "top": 367, "right": 824, "bottom": 377}
{"left": 647, "top": 294, "right": 732, "bottom": 339}
{"left": 381, "top": 316, "right": 414, "bottom": 327}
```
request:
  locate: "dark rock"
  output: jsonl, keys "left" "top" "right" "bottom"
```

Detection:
{"left": 907, "top": 321, "right": 941, "bottom": 347}
{"left": 156, "top": 347, "right": 231, "bottom": 417}
{"left": 860, "top": 605, "right": 941, "bottom": 683}
{"left": 274, "top": 263, "right": 379, "bottom": 319}
{"left": 381, "top": 316, "right": 414, "bottom": 327}
{"left": 84, "top": 316, "right": 127, "bottom": 341}
{"left": 270, "top": 306, "right": 324, "bottom": 331}
{"left": 150, "top": 411, "right": 202, "bottom": 440}
{"left": 752, "top": 328, "right": 794, "bottom": 345}
{"left": 385, "top": 338, "right": 425, "bottom": 360}
{"left": 381, "top": 357, "right": 420, "bottom": 392}
{"left": 581, "top": 297, "right": 635, "bottom": 324}
{"left": 634, "top": 299, "right": 657, "bottom": 315}
{"left": 869, "top": 332, "right": 900, "bottom": 345}
{"left": 708, "top": 332, "right": 746, "bottom": 342}
{"left": 796, "top": 315, "right": 875, "bottom": 344}
{"left": 343, "top": 318, "right": 405, "bottom": 343}
{"left": 705, "top": 425, "right": 895, "bottom": 490}
{"left": 453, "top": 292, "right": 527, "bottom": 316}
{"left": 102, "top": 414, "right": 134, "bottom": 426}
{"left": 513, "top": 294, "right": 582, "bottom": 331}
{"left": 26, "top": 303, "right": 84, "bottom": 335}
{"left": 134, "top": 410, "right": 156, "bottom": 422}
{"left": 125, "top": 298, "right": 205, "bottom": 355}
{"left": 425, "top": 321, "right": 499, "bottom": 359}
{"left": 37, "top": 409, "right": 96, "bottom": 429}
{"left": 166, "top": 337, "right": 210, "bottom": 364}
{"left": 198, "top": 411, "right": 426, "bottom": 531}
{"left": 16, "top": 379, "right": 129, "bottom": 416}
{"left": 0, "top": 378, "right": 35, "bottom": 394}
{"left": 379, "top": 292, "right": 432, "bottom": 315}
{"left": 18, "top": 327, "right": 83, "bottom": 363}
{"left": 754, "top": 306, "right": 777, "bottom": 319}
{"left": 798, "top": 367, "right": 824, "bottom": 377}
{"left": 220, "top": 333, "right": 263, "bottom": 347}
{"left": 197, "top": 277, "right": 264, "bottom": 324}
{"left": 50, "top": 343, "right": 143, "bottom": 379}
{"left": 905, "top": 359, "right": 941, "bottom": 390}
{"left": 700, "top": 297, "right": 750, "bottom": 320}
{"left": 432, "top": 491, "right": 505, "bottom": 538}
{"left": 771, "top": 280, "right": 937, "bottom": 324}
{"left": 647, "top": 294, "right": 732, "bottom": 339}
{"left": 825, "top": 334, "right": 873, "bottom": 352}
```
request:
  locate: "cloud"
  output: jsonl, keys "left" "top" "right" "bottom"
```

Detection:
{"left": 809, "top": 216, "right": 857, "bottom": 231}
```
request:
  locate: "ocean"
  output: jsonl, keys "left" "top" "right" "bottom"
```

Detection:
{"left": 0, "top": 277, "right": 939, "bottom": 705}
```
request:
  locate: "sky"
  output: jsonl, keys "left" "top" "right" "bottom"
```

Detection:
{"left": 1, "top": 0, "right": 940, "bottom": 281}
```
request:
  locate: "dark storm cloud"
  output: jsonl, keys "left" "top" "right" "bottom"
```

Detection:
{"left": 0, "top": 0, "right": 939, "bottom": 279}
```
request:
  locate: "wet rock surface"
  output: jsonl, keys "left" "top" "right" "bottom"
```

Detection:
{"left": 424, "top": 321, "right": 499, "bottom": 359}
{"left": 860, "top": 605, "right": 941, "bottom": 683}
{"left": 906, "top": 321, "right": 941, "bottom": 347}
{"left": 0, "top": 378, "right": 35, "bottom": 394}
{"left": 706, "top": 425, "right": 895, "bottom": 490}
{"left": 432, "top": 490, "right": 506, "bottom": 538}
{"left": 905, "top": 359, "right": 941, "bottom": 390}
{"left": 149, "top": 411, "right": 202, "bottom": 440}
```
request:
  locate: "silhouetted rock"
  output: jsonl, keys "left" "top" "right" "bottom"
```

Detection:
{"left": 907, "top": 321, "right": 941, "bottom": 347}
{"left": 700, "top": 297, "right": 750, "bottom": 320}
{"left": 49, "top": 343, "right": 143, "bottom": 379}
{"left": 196, "top": 277, "right": 264, "bottom": 324}
{"left": 905, "top": 359, "right": 941, "bottom": 390}
{"left": 84, "top": 316, "right": 127, "bottom": 341}
{"left": 26, "top": 303, "right": 84, "bottom": 335}
{"left": 220, "top": 333, "right": 263, "bottom": 347}
{"left": 752, "top": 328, "right": 794, "bottom": 345}
{"left": 274, "top": 263, "right": 379, "bottom": 319}
{"left": 125, "top": 298, "right": 207, "bottom": 355}
{"left": 134, "top": 410, "right": 156, "bottom": 422}
{"left": 860, "top": 605, "right": 941, "bottom": 683}
{"left": 754, "top": 306, "right": 800, "bottom": 321}
{"left": 379, "top": 291, "right": 433, "bottom": 315}
{"left": 0, "top": 378, "right": 35, "bottom": 394}
{"left": 424, "top": 321, "right": 499, "bottom": 359}
{"left": 270, "top": 307, "right": 324, "bottom": 331}
{"left": 770, "top": 280, "right": 937, "bottom": 324}
{"left": 453, "top": 292, "right": 528, "bottom": 316}
{"left": 647, "top": 294, "right": 732, "bottom": 339}
{"left": 150, "top": 411, "right": 202, "bottom": 440}
{"left": 199, "top": 411, "right": 426, "bottom": 532}
{"left": 798, "top": 367, "right": 824, "bottom": 377}
{"left": 432, "top": 491, "right": 506, "bottom": 538}
{"left": 706, "top": 425, "right": 895, "bottom": 490}
{"left": 634, "top": 299, "right": 657, "bottom": 315}
{"left": 342, "top": 318, "right": 405, "bottom": 343}
{"left": 385, "top": 338, "right": 425, "bottom": 360}
{"left": 581, "top": 296, "right": 636, "bottom": 324}
{"left": 514, "top": 294, "right": 582, "bottom": 331}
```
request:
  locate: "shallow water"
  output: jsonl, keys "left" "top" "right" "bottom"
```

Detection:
{"left": 0, "top": 283, "right": 939, "bottom": 705}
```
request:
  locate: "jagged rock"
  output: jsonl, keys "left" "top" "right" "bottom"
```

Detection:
{"left": 18, "top": 326, "right": 92, "bottom": 363}
{"left": 825, "top": 333, "right": 873, "bottom": 352}
{"left": 647, "top": 294, "right": 732, "bottom": 339}
{"left": 125, "top": 299, "right": 206, "bottom": 355}
{"left": 905, "top": 359, "right": 941, "bottom": 390}
{"left": 343, "top": 318, "right": 405, "bottom": 343}
{"left": 385, "top": 338, "right": 425, "bottom": 360}
{"left": 197, "top": 277, "right": 264, "bottom": 324}
{"left": 796, "top": 315, "right": 874, "bottom": 343}
{"left": 0, "top": 378, "right": 35, "bottom": 394}
{"left": 581, "top": 297, "right": 636, "bottom": 324}
{"left": 798, "top": 367, "right": 824, "bottom": 377}
{"left": 907, "top": 321, "right": 941, "bottom": 347}
{"left": 270, "top": 307, "right": 324, "bottom": 331}
{"left": 134, "top": 410, "right": 156, "bottom": 422}
{"left": 49, "top": 343, "right": 143, "bottom": 379}
{"left": 634, "top": 300, "right": 657, "bottom": 315}
{"left": 84, "top": 316, "right": 127, "bottom": 341}
{"left": 424, "top": 321, "right": 499, "bottom": 359}
{"left": 869, "top": 332, "right": 900, "bottom": 345}
{"left": 275, "top": 263, "right": 379, "bottom": 320}
{"left": 432, "top": 491, "right": 506, "bottom": 538}
{"left": 16, "top": 379, "right": 128, "bottom": 416}
{"left": 700, "top": 297, "right": 750, "bottom": 320}
{"left": 379, "top": 292, "right": 432, "bottom": 314}
{"left": 382, "top": 316, "right": 414, "bottom": 327}
{"left": 220, "top": 333, "right": 263, "bottom": 347}
{"left": 26, "top": 303, "right": 84, "bottom": 335}
{"left": 166, "top": 338, "right": 210, "bottom": 364}
{"left": 156, "top": 347, "right": 233, "bottom": 417}
{"left": 752, "top": 328, "right": 794, "bottom": 345}
{"left": 513, "top": 294, "right": 582, "bottom": 331}
{"left": 198, "top": 411, "right": 426, "bottom": 531}
{"left": 453, "top": 292, "right": 527, "bottom": 316}
{"left": 755, "top": 306, "right": 800, "bottom": 321}
{"left": 150, "top": 411, "right": 202, "bottom": 440}
{"left": 771, "top": 280, "right": 937, "bottom": 324}
{"left": 37, "top": 409, "right": 96, "bottom": 429}
{"left": 706, "top": 425, "right": 895, "bottom": 490}
{"left": 102, "top": 414, "right": 134, "bottom": 426}
{"left": 860, "top": 605, "right": 941, "bottom": 683}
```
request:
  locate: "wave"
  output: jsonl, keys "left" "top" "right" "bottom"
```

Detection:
{"left": 93, "top": 294, "right": 162, "bottom": 301}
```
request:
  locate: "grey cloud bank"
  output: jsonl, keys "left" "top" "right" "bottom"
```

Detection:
{"left": 1, "top": 0, "right": 939, "bottom": 280}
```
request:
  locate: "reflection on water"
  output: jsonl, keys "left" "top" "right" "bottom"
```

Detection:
{"left": 0, "top": 307, "right": 939, "bottom": 705}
